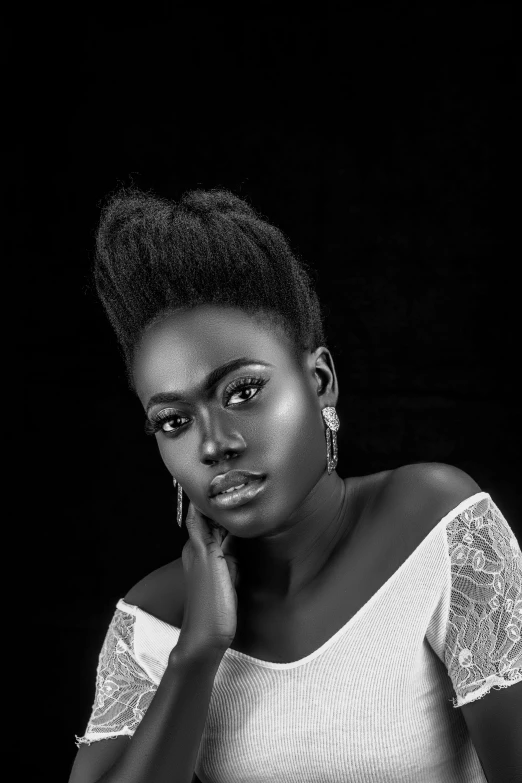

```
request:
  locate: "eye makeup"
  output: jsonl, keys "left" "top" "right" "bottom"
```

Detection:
{"left": 144, "top": 375, "right": 269, "bottom": 436}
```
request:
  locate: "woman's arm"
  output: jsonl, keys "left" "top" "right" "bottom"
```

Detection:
{"left": 69, "top": 645, "right": 224, "bottom": 783}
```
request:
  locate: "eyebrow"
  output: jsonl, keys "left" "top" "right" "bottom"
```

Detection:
{"left": 145, "top": 357, "right": 273, "bottom": 415}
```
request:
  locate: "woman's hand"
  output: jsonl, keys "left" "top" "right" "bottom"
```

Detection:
{"left": 174, "top": 500, "right": 239, "bottom": 661}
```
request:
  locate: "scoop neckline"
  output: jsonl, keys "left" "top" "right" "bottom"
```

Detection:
{"left": 119, "top": 491, "right": 490, "bottom": 670}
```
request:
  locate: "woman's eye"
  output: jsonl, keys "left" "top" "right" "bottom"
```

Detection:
{"left": 147, "top": 379, "right": 267, "bottom": 437}
{"left": 161, "top": 416, "right": 187, "bottom": 432}
{"left": 160, "top": 387, "right": 256, "bottom": 431}
{"left": 227, "top": 386, "right": 259, "bottom": 405}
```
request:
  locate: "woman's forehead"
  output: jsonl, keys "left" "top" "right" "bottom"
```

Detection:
{"left": 138, "top": 307, "right": 287, "bottom": 362}
{"left": 133, "top": 306, "right": 297, "bottom": 403}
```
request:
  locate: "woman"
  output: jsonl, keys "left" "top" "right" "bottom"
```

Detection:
{"left": 70, "top": 188, "right": 521, "bottom": 783}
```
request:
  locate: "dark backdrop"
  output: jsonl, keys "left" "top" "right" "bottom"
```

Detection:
{"left": 12, "top": 6, "right": 520, "bottom": 777}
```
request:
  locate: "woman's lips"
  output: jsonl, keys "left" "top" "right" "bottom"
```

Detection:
{"left": 209, "top": 470, "right": 265, "bottom": 497}
{"left": 210, "top": 477, "right": 267, "bottom": 509}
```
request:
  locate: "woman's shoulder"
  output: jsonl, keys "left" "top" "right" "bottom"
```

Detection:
{"left": 374, "top": 461, "right": 483, "bottom": 541}
{"left": 382, "top": 462, "right": 482, "bottom": 512}
{"left": 351, "top": 462, "right": 484, "bottom": 590}
{"left": 123, "top": 556, "right": 185, "bottom": 629}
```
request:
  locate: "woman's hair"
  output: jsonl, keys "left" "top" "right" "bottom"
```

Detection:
{"left": 90, "top": 186, "right": 329, "bottom": 392}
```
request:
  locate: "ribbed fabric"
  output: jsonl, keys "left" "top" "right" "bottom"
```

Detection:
{"left": 75, "top": 492, "right": 521, "bottom": 783}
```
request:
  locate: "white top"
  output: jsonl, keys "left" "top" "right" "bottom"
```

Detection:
{"left": 75, "top": 492, "right": 522, "bottom": 783}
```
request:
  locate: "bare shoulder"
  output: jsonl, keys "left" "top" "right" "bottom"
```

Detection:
{"left": 381, "top": 461, "right": 483, "bottom": 536}
{"left": 123, "top": 557, "right": 185, "bottom": 628}
{"left": 388, "top": 461, "right": 482, "bottom": 503}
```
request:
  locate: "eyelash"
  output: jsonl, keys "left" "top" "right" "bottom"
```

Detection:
{"left": 144, "top": 376, "right": 268, "bottom": 436}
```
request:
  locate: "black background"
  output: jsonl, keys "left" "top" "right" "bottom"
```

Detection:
{"left": 11, "top": 5, "right": 520, "bottom": 777}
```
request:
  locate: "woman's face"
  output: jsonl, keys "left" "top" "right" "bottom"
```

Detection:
{"left": 132, "top": 305, "right": 339, "bottom": 537}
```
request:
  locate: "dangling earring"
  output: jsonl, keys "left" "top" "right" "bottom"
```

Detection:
{"left": 173, "top": 477, "right": 183, "bottom": 528}
{"left": 322, "top": 406, "right": 340, "bottom": 474}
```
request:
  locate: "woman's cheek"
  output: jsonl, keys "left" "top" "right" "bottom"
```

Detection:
{"left": 157, "top": 436, "right": 176, "bottom": 473}
{"left": 268, "top": 389, "right": 318, "bottom": 463}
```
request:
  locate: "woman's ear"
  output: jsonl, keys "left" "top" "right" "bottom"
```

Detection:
{"left": 310, "top": 347, "right": 339, "bottom": 403}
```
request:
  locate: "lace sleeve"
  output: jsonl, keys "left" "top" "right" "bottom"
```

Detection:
{"left": 75, "top": 606, "right": 158, "bottom": 747}
{"left": 445, "top": 495, "right": 522, "bottom": 708}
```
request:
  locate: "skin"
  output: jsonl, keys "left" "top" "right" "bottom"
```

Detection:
{"left": 133, "top": 304, "right": 360, "bottom": 605}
